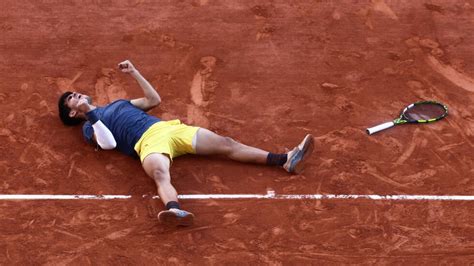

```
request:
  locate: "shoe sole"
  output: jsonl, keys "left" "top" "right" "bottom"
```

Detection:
{"left": 292, "top": 134, "right": 314, "bottom": 174}
{"left": 158, "top": 210, "right": 195, "bottom": 227}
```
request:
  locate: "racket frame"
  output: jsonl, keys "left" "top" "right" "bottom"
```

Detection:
{"left": 367, "top": 101, "right": 448, "bottom": 135}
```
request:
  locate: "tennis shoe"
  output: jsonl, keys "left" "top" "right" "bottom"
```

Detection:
{"left": 283, "top": 134, "right": 314, "bottom": 174}
{"left": 158, "top": 208, "right": 195, "bottom": 227}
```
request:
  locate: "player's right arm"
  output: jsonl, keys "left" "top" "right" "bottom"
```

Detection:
{"left": 78, "top": 99, "right": 117, "bottom": 150}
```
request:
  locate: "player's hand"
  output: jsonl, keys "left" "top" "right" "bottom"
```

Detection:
{"left": 77, "top": 98, "right": 92, "bottom": 113}
{"left": 118, "top": 60, "right": 137, "bottom": 73}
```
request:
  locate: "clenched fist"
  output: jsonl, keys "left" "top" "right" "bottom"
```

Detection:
{"left": 118, "top": 60, "right": 137, "bottom": 74}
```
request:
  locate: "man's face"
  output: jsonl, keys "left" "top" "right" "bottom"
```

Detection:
{"left": 65, "top": 92, "right": 92, "bottom": 110}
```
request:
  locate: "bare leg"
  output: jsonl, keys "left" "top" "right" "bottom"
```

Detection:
{"left": 194, "top": 128, "right": 269, "bottom": 164}
{"left": 141, "top": 153, "right": 177, "bottom": 204}
{"left": 195, "top": 128, "right": 315, "bottom": 174}
{"left": 142, "top": 153, "right": 194, "bottom": 226}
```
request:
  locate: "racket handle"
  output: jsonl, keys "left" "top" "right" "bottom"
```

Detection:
{"left": 366, "top": 122, "right": 395, "bottom": 135}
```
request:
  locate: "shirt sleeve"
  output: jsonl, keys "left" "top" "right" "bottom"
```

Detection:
{"left": 82, "top": 121, "right": 95, "bottom": 144}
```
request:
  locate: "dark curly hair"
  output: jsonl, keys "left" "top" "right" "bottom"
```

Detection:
{"left": 58, "top": 91, "right": 85, "bottom": 126}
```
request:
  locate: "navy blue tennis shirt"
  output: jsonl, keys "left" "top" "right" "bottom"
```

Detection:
{"left": 82, "top": 100, "right": 161, "bottom": 158}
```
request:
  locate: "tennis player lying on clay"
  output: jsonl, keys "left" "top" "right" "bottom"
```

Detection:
{"left": 57, "top": 60, "right": 314, "bottom": 227}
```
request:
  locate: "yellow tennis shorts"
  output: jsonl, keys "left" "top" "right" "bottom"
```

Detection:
{"left": 134, "top": 119, "right": 200, "bottom": 162}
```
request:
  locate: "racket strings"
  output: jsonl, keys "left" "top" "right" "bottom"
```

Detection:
{"left": 404, "top": 104, "right": 447, "bottom": 121}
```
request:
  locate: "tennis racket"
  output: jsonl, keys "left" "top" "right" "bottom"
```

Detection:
{"left": 366, "top": 101, "right": 448, "bottom": 135}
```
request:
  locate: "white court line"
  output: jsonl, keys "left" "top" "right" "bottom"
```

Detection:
{"left": 0, "top": 192, "right": 474, "bottom": 201}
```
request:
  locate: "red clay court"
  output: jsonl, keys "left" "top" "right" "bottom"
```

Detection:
{"left": 1, "top": 0, "right": 474, "bottom": 264}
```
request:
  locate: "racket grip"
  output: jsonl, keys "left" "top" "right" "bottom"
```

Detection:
{"left": 366, "top": 122, "right": 395, "bottom": 135}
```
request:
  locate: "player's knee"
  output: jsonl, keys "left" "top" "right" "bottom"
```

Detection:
{"left": 151, "top": 166, "right": 170, "bottom": 184}
{"left": 221, "top": 137, "right": 238, "bottom": 154}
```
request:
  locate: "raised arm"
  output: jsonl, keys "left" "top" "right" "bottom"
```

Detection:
{"left": 118, "top": 60, "right": 161, "bottom": 111}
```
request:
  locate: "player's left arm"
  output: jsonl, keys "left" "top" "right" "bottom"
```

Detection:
{"left": 118, "top": 60, "right": 161, "bottom": 111}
